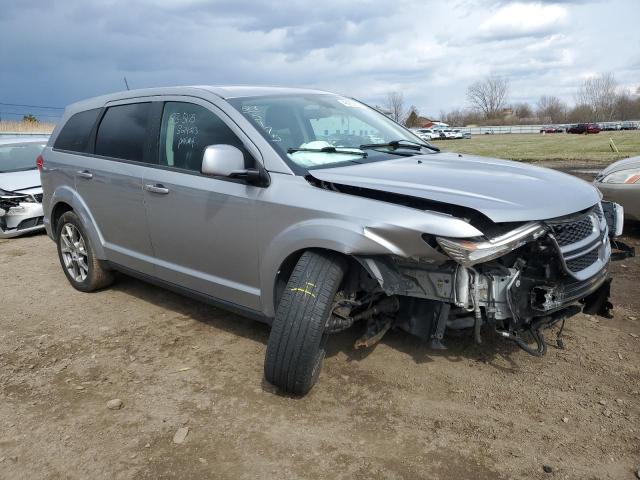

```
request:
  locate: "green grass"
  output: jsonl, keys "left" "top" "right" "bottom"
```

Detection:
{"left": 442, "top": 131, "right": 640, "bottom": 165}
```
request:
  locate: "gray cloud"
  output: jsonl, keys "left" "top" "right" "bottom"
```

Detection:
{"left": 0, "top": 0, "right": 638, "bottom": 120}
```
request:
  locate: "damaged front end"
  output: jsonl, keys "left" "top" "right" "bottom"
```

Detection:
{"left": 338, "top": 201, "right": 630, "bottom": 356}
{"left": 0, "top": 190, "right": 45, "bottom": 238}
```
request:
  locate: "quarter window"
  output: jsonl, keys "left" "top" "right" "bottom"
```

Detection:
{"left": 159, "top": 102, "right": 247, "bottom": 172}
{"left": 54, "top": 108, "right": 101, "bottom": 153}
{"left": 95, "top": 103, "right": 151, "bottom": 161}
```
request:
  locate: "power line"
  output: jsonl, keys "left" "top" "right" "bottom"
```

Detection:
{"left": 0, "top": 111, "right": 62, "bottom": 118}
{"left": 0, "top": 102, "right": 64, "bottom": 110}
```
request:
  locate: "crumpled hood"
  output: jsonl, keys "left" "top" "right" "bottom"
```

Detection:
{"left": 311, "top": 152, "right": 600, "bottom": 223}
{"left": 0, "top": 169, "right": 42, "bottom": 194}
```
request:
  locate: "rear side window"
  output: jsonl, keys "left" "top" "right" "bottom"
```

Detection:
{"left": 95, "top": 103, "right": 151, "bottom": 161}
{"left": 54, "top": 108, "right": 101, "bottom": 152}
{"left": 159, "top": 102, "right": 247, "bottom": 172}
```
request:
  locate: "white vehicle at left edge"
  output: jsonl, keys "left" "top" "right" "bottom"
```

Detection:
{"left": 0, "top": 136, "right": 48, "bottom": 238}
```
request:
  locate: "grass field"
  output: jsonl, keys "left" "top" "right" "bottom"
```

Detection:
{"left": 0, "top": 120, "right": 56, "bottom": 134}
{"left": 441, "top": 131, "right": 640, "bottom": 165}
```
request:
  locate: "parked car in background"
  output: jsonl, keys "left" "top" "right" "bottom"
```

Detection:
{"left": 600, "top": 123, "right": 621, "bottom": 131}
{"left": 0, "top": 136, "right": 48, "bottom": 238}
{"left": 439, "top": 129, "right": 459, "bottom": 139}
{"left": 567, "top": 123, "right": 601, "bottom": 134}
{"left": 540, "top": 126, "right": 563, "bottom": 133}
{"left": 41, "top": 86, "right": 622, "bottom": 396}
{"left": 620, "top": 121, "right": 638, "bottom": 131}
{"left": 412, "top": 128, "right": 439, "bottom": 141}
{"left": 595, "top": 156, "right": 640, "bottom": 221}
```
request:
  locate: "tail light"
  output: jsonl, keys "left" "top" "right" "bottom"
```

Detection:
{"left": 36, "top": 154, "right": 44, "bottom": 171}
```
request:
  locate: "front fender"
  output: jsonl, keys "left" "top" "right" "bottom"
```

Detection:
{"left": 259, "top": 218, "right": 415, "bottom": 317}
{"left": 48, "top": 186, "right": 106, "bottom": 259}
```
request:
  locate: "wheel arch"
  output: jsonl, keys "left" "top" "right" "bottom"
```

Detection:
{"left": 261, "top": 220, "right": 397, "bottom": 318}
{"left": 48, "top": 187, "right": 106, "bottom": 259}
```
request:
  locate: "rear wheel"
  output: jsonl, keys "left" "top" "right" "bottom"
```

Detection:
{"left": 264, "top": 250, "right": 347, "bottom": 395}
{"left": 56, "top": 211, "right": 114, "bottom": 292}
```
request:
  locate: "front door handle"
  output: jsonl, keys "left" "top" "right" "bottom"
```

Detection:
{"left": 144, "top": 184, "right": 170, "bottom": 195}
{"left": 77, "top": 170, "right": 93, "bottom": 179}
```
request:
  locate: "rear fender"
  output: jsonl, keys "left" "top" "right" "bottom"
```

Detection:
{"left": 48, "top": 186, "right": 106, "bottom": 259}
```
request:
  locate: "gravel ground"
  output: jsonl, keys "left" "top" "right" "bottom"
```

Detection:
{"left": 1, "top": 219, "right": 639, "bottom": 480}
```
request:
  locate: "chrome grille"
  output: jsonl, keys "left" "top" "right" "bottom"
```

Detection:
{"left": 551, "top": 216, "right": 594, "bottom": 247}
{"left": 594, "top": 203, "right": 604, "bottom": 223}
{"left": 547, "top": 207, "right": 609, "bottom": 280}
{"left": 566, "top": 248, "right": 599, "bottom": 273}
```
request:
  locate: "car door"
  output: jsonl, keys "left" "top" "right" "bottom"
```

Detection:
{"left": 142, "top": 99, "right": 262, "bottom": 311}
{"left": 75, "top": 101, "right": 155, "bottom": 275}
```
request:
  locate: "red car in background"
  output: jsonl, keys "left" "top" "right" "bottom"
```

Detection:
{"left": 539, "top": 126, "right": 564, "bottom": 133}
{"left": 567, "top": 123, "right": 601, "bottom": 134}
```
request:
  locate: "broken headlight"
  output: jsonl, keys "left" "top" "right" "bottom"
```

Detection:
{"left": 436, "top": 222, "right": 547, "bottom": 266}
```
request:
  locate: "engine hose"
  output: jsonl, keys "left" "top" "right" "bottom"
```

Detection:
{"left": 515, "top": 317, "right": 550, "bottom": 356}
{"left": 474, "top": 305, "right": 482, "bottom": 345}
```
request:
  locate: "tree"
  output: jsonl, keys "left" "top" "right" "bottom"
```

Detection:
{"left": 614, "top": 89, "right": 640, "bottom": 121}
{"left": 513, "top": 102, "right": 533, "bottom": 120}
{"left": 566, "top": 104, "right": 593, "bottom": 123}
{"left": 385, "top": 91, "right": 405, "bottom": 122}
{"left": 536, "top": 95, "right": 566, "bottom": 124}
{"left": 404, "top": 106, "right": 420, "bottom": 128}
{"left": 575, "top": 73, "right": 617, "bottom": 121}
{"left": 466, "top": 75, "right": 509, "bottom": 119}
{"left": 23, "top": 114, "right": 38, "bottom": 123}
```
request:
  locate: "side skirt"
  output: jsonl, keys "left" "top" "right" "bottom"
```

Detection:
{"left": 105, "top": 261, "right": 272, "bottom": 325}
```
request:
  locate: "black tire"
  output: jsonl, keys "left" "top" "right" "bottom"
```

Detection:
{"left": 264, "top": 250, "right": 347, "bottom": 395}
{"left": 56, "top": 211, "right": 114, "bottom": 292}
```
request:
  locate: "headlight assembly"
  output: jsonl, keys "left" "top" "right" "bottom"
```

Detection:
{"left": 436, "top": 222, "right": 547, "bottom": 266}
{"left": 600, "top": 168, "right": 640, "bottom": 184}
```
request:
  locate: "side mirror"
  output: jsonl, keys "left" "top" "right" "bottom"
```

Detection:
{"left": 201, "top": 144, "right": 269, "bottom": 186}
{"left": 201, "top": 144, "right": 246, "bottom": 177}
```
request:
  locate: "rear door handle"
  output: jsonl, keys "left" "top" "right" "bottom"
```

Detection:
{"left": 144, "top": 184, "right": 170, "bottom": 195}
{"left": 77, "top": 170, "right": 93, "bottom": 179}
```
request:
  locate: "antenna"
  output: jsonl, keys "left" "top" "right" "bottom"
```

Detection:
{"left": 123, "top": 77, "right": 130, "bottom": 90}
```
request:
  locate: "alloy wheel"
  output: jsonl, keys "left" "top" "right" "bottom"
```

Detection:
{"left": 60, "top": 223, "right": 89, "bottom": 282}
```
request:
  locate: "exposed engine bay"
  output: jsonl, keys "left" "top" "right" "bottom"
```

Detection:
{"left": 327, "top": 200, "right": 633, "bottom": 356}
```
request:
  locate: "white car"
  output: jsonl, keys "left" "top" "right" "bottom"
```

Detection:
{"left": 0, "top": 136, "right": 48, "bottom": 238}
{"left": 413, "top": 128, "right": 441, "bottom": 140}
{"left": 440, "top": 129, "right": 463, "bottom": 139}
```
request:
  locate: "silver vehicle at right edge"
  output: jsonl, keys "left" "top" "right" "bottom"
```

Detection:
{"left": 40, "top": 86, "right": 627, "bottom": 395}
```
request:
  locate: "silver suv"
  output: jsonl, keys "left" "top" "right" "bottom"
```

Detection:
{"left": 41, "top": 86, "right": 623, "bottom": 395}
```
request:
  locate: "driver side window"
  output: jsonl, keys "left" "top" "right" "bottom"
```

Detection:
{"left": 159, "top": 102, "right": 249, "bottom": 172}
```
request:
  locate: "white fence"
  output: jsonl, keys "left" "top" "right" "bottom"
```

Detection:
{"left": 456, "top": 121, "right": 639, "bottom": 135}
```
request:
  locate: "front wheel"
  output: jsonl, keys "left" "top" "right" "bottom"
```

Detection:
{"left": 56, "top": 211, "right": 114, "bottom": 292}
{"left": 264, "top": 250, "right": 347, "bottom": 396}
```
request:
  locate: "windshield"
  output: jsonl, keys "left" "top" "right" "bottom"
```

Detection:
{"left": 0, "top": 143, "right": 46, "bottom": 172}
{"left": 228, "top": 94, "right": 434, "bottom": 172}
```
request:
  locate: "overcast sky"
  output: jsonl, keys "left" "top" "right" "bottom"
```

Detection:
{"left": 1, "top": 0, "right": 639, "bottom": 120}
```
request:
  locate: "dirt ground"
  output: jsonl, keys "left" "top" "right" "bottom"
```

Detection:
{"left": 1, "top": 186, "right": 639, "bottom": 479}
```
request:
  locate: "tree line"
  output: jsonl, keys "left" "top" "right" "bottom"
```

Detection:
{"left": 386, "top": 73, "right": 640, "bottom": 128}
